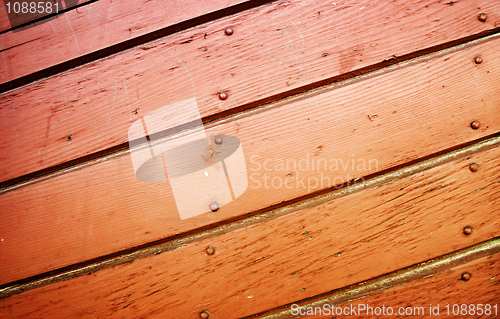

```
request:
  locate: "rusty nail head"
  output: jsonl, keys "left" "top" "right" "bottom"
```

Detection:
{"left": 219, "top": 91, "right": 228, "bottom": 100}
{"left": 470, "top": 120, "right": 480, "bottom": 130}
{"left": 463, "top": 226, "right": 473, "bottom": 235}
{"left": 210, "top": 202, "right": 219, "bottom": 212}
{"left": 214, "top": 135, "right": 223, "bottom": 145}
{"left": 469, "top": 163, "right": 479, "bottom": 172}
{"left": 478, "top": 13, "right": 487, "bottom": 22}
{"left": 474, "top": 56, "right": 483, "bottom": 64}
{"left": 206, "top": 246, "right": 215, "bottom": 255}
{"left": 200, "top": 311, "right": 209, "bottom": 319}
{"left": 461, "top": 272, "right": 471, "bottom": 281}
{"left": 225, "top": 27, "right": 233, "bottom": 36}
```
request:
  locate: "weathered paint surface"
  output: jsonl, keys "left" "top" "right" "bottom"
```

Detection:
{"left": 0, "top": 0, "right": 499, "bottom": 317}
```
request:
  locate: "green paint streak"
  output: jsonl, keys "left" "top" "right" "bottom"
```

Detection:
{"left": 472, "top": 185, "right": 489, "bottom": 193}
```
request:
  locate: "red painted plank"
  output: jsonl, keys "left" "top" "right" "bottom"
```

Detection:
{"left": 1, "top": 0, "right": 499, "bottom": 183}
{"left": 284, "top": 252, "right": 500, "bottom": 319}
{"left": 0, "top": 142, "right": 499, "bottom": 317}
{"left": 0, "top": 0, "right": 253, "bottom": 84}
{"left": 1, "top": 37, "right": 500, "bottom": 285}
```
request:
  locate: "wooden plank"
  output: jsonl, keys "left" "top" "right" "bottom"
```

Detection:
{"left": 1, "top": 36, "right": 500, "bottom": 285}
{"left": 0, "top": 0, "right": 94, "bottom": 31}
{"left": 1, "top": 139, "right": 500, "bottom": 317}
{"left": 340, "top": 255, "right": 500, "bottom": 319}
{"left": 269, "top": 247, "right": 500, "bottom": 319}
{"left": 0, "top": 0, "right": 255, "bottom": 85}
{"left": 1, "top": 0, "right": 500, "bottom": 182}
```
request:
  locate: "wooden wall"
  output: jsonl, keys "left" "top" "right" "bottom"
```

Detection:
{"left": 1, "top": 0, "right": 499, "bottom": 318}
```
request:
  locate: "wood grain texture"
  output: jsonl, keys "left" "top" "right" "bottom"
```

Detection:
{"left": 0, "top": 0, "right": 251, "bottom": 84}
{"left": 1, "top": 0, "right": 500, "bottom": 182}
{"left": 1, "top": 36, "right": 500, "bottom": 285}
{"left": 0, "top": 138, "right": 499, "bottom": 317}
{"left": 285, "top": 252, "right": 500, "bottom": 319}
{"left": 256, "top": 237, "right": 500, "bottom": 319}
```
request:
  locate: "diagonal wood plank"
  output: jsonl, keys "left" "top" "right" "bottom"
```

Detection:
{"left": 261, "top": 241, "right": 500, "bottom": 319}
{"left": 1, "top": 36, "right": 500, "bottom": 285}
{"left": 1, "top": 0, "right": 499, "bottom": 182}
{"left": 1, "top": 135, "right": 499, "bottom": 318}
{"left": 0, "top": 0, "right": 263, "bottom": 85}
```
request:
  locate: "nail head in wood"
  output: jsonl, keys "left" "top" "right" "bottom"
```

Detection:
{"left": 474, "top": 56, "right": 483, "bottom": 64}
{"left": 478, "top": 13, "right": 487, "bottom": 22}
{"left": 461, "top": 272, "right": 471, "bottom": 281}
{"left": 470, "top": 120, "right": 480, "bottom": 130}
{"left": 214, "top": 135, "right": 222, "bottom": 145}
{"left": 463, "top": 226, "right": 473, "bottom": 235}
{"left": 200, "top": 311, "right": 209, "bottom": 319}
{"left": 214, "top": 135, "right": 223, "bottom": 145}
{"left": 219, "top": 91, "right": 228, "bottom": 100}
{"left": 210, "top": 202, "right": 219, "bottom": 212}
{"left": 469, "top": 163, "right": 479, "bottom": 172}
{"left": 206, "top": 246, "right": 215, "bottom": 255}
{"left": 225, "top": 27, "right": 233, "bottom": 36}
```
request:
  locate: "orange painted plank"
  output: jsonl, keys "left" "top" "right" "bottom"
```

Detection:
{"left": 1, "top": 0, "right": 500, "bottom": 182}
{"left": 1, "top": 37, "right": 500, "bottom": 285}
{"left": 0, "top": 0, "right": 94, "bottom": 31}
{"left": 1, "top": 140, "right": 500, "bottom": 318}
{"left": 289, "top": 252, "right": 500, "bottom": 319}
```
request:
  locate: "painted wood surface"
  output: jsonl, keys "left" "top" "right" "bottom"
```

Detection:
{"left": 0, "top": 0, "right": 253, "bottom": 32}
{"left": 1, "top": 0, "right": 500, "bottom": 182}
{"left": 0, "top": 0, "right": 253, "bottom": 85}
{"left": 0, "top": 139, "right": 499, "bottom": 317}
{"left": 1, "top": 36, "right": 500, "bottom": 285}
{"left": 287, "top": 251, "right": 500, "bottom": 319}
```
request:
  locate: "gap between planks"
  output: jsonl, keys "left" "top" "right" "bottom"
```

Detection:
{"left": 1, "top": 132, "right": 500, "bottom": 299}
{"left": 0, "top": 0, "right": 279, "bottom": 93}
{"left": 1, "top": 30, "right": 500, "bottom": 195}
{"left": 249, "top": 236, "right": 500, "bottom": 319}
{"left": 2, "top": 0, "right": 499, "bottom": 93}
